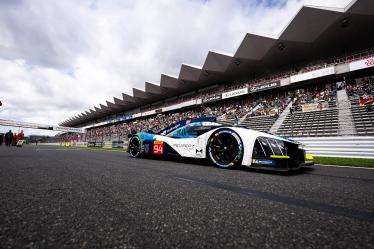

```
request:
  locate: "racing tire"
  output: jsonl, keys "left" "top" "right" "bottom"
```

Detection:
{"left": 207, "top": 129, "right": 244, "bottom": 169}
{"left": 128, "top": 136, "right": 142, "bottom": 158}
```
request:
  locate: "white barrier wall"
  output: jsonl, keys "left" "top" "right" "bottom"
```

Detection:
{"left": 39, "top": 137, "right": 374, "bottom": 159}
{"left": 294, "top": 136, "right": 374, "bottom": 159}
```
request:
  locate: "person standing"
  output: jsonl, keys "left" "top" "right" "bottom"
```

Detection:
{"left": 12, "top": 133, "right": 18, "bottom": 146}
{"left": 5, "top": 130, "right": 13, "bottom": 146}
{"left": 17, "top": 130, "right": 25, "bottom": 147}
{"left": 0, "top": 134, "right": 3, "bottom": 146}
{"left": 17, "top": 131, "right": 23, "bottom": 141}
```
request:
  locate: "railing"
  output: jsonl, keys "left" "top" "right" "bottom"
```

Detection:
{"left": 294, "top": 136, "right": 374, "bottom": 159}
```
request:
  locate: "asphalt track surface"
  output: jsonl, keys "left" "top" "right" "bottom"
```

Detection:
{"left": 0, "top": 146, "right": 373, "bottom": 249}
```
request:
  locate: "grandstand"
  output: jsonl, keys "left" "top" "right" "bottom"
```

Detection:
{"left": 347, "top": 76, "right": 374, "bottom": 135}
{"left": 58, "top": 0, "right": 374, "bottom": 145}
{"left": 277, "top": 109, "right": 339, "bottom": 137}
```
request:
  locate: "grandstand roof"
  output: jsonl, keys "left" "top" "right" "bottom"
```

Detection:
{"left": 60, "top": 0, "right": 374, "bottom": 127}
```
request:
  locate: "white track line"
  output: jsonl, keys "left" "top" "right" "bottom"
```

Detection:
{"left": 318, "top": 164, "right": 374, "bottom": 170}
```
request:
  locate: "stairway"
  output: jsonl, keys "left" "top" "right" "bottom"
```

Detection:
{"left": 337, "top": 89, "right": 357, "bottom": 136}
{"left": 216, "top": 116, "right": 237, "bottom": 126}
{"left": 269, "top": 101, "right": 293, "bottom": 134}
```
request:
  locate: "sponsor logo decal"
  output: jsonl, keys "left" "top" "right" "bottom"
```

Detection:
{"left": 153, "top": 141, "right": 164, "bottom": 155}
{"left": 160, "top": 123, "right": 181, "bottom": 136}
{"left": 252, "top": 159, "right": 275, "bottom": 166}
{"left": 222, "top": 88, "right": 248, "bottom": 99}
{"left": 144, "top": 144, "right": 150, "bottom": 153}
{"left": 290, "top": 66, "right": 335, "bottom": 83}
{"left": 202, "top": 95, "right": 222, "bottom": 103}
{"left": 174, "top": 144, "right": 194, "bottom": 148}
{"left": 349, "top": 56, "right": 374, "bottom": 71}
{"left": 249, "top": 81, "right": 280, "bottom": 93}
{"left": 196, "top": 149, "right": 203, "bottom": 156}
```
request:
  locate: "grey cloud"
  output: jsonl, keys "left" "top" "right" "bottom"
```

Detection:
{"left": 0, "top": 0, "right": 349, "bottom": 136}
{"left": 0, "top": 0, "right": 95, "bottom": 69}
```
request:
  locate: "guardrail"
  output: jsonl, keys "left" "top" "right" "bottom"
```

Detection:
{"left": 294, "top": 136, "right": 374, "bottom": 159}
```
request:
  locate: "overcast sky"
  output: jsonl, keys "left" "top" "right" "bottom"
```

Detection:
{"left": 0, "top": 0, "right": 352, "bottom": 136}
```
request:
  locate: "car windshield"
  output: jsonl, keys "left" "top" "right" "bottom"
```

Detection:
{"left": 167, "top": 122, "right": 222, "bottom": 138}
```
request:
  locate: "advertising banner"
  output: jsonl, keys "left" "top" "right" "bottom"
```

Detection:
{"left": 349, "top": 56, "right": 374, "bottom": 72}
{"left": 142, "top": 110, "right": 155, "bottom": 117}
{"left": 124, "top": 114, "right": 133, "bottom": 120}
{"left": 222, "top": 87, "right": 248, "bottom": 99}
{"left": 87, "top": 141, "right": 104, "bottom": 147}
{"left": 249, "top": 81, "right": 280, "bottom": 93}
{"left": 163, "top": 99, "right": 197, "bottom": 112}
{"left": 202, "top": 94, "right": 222, "bottom": 103}
{"left": 291, "top": 67, "right": 335, "bottom": 83}
{"left": 53, "top": 126, "right": 85, "bottom": 133}
{"left": 301, "top": 102, "right": 329, "bottom": 112}
{"left": 359, "top": 97, "right": 374, "bottom": 106}
{"left": 132, "top": 113, "right": 141, "bottom": 118}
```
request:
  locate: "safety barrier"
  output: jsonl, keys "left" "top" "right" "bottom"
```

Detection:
{"left": 87, "top": 141, "right": 104, "bottom": 147}
{"left": 112, "top": 140, "right": 124, "bottom": 148}
{"left": 294, "top": 136, "right": 374, "bottom": 159}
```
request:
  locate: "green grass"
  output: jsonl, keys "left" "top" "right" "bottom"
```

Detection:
{"left": 314, "top": 156, "right": 374, "bottom": 168}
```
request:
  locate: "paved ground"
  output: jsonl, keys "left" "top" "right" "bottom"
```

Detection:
{"left": 0, "top": 145, "right": 373, "bottom": 249}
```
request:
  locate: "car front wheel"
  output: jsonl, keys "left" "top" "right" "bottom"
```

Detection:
{"left": 207, "top": 129, "right": 243, "bottom": 168}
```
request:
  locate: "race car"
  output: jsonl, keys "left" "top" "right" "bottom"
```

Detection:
{"left": 127, "top": 118, "right": 310, "bottom": 171}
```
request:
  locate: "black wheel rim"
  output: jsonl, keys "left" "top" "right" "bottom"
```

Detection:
{"left": 209, "top": 132, "right": 240, "bottom": 166}
{"left": 129, "top": 137, "right": 140, "bottom": 157}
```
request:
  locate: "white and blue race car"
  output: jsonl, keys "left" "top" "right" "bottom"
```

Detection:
{"left": 128, "top": 118, "right": 310, "bottom": 171}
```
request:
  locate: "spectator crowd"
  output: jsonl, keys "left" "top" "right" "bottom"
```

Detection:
{"left": 346, "top": 76, "right": 374, "bottom": 99}
{"left": 76, "top": 83, "right": 335, "bottom": 142}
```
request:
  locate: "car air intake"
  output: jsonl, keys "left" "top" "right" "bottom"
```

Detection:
{"left": 252, "top": 137, "right": 305, "bottom": 168}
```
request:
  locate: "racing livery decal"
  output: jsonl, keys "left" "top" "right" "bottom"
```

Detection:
{"left": 153, "top": 141, "right": 164, "bottom": 155}
{"left": 128, "top": 120, "right": 309, "bottom": 171}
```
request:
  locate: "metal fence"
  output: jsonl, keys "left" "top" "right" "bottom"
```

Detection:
{"left": 294, "top": 136, "right": 374, "bottom": 159}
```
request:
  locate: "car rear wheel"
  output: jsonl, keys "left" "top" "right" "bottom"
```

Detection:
{"left": 128, "top": 136, "right": 141, "bottom": 158}
{"left": 207, "top": 129, "right": 243, "bottom": 168}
